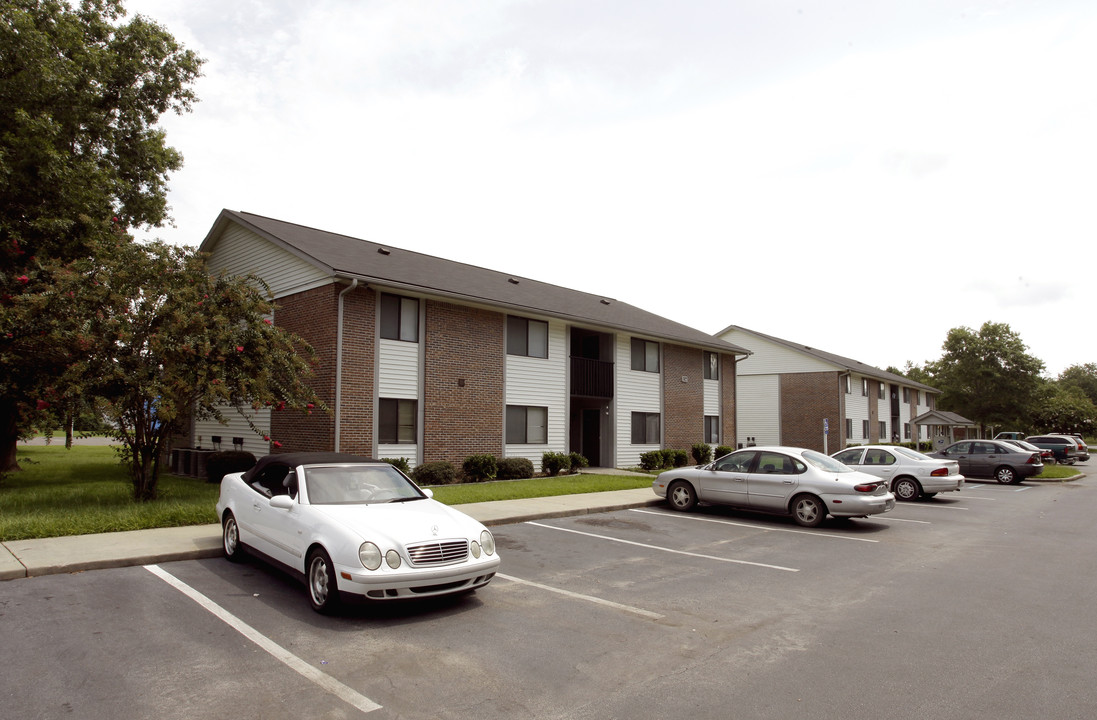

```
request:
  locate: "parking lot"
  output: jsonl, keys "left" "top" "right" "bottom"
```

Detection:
{"left": 5, "top": 477, "right": 1097, "bottom": 719}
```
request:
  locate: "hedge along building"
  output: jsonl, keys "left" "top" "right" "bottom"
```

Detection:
{"left": 194, "top": 210, "right": 751, "bottom": 471}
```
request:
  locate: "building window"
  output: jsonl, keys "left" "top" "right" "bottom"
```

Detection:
{"left": 927, "top": 395, "right": 935, "bottom": 410}
{"left": 704, "top": 352, "right": 719, "bottom": 380}
{"left": 878, "top": 384, "right": 886, "bottom": 400}
{"left": 845, "top": 418, "right": 853, "bottom": 437}
{"left": 380, "top": 293, "right": 419, "bottom": 342}
{"left": 631, "top": 338, "right": 659, "bottom": 373}
{"left": 704, "top": 416, "right": 720, "bottom": 443}
{"left": 861, "top": 378, "right": 868, "bottom": 396}
{"left": 879, "top": 421, "right": 888, "bottom": 440}
{"left": 631, "top": 412, "right": 660, "bottom": 444}
{"left": 904, "top": 422, "right": 911, "bottom": 440}
{"left": 506, "top": 316, "right": 548, "bottom": 358}
{"left": 845, "top": 376, "right": 852, "bottom": 394}
{"left": 506, "top": 405, "right": 547, "bottom": 444}
{"left": 379, "top": 398, "right": 417, "bottom": 444}
{"left": 862, "top": 420, "right": 869, "bottom": 438}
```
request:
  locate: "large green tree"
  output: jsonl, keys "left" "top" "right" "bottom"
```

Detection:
{"left": 0, "top": 0, "right": 202, "bottom": 470}
{"left": 11, "top": 236, "right": 324, "bottom": 500}
{"left": 1058, "top": 363, "right": 1097, "bottom": 407}
{"left": 1030, "top": 380, "right": 1096, "bottom": 437}
{"left": 924, "top": 322, "right": 1045, "bottom": 432}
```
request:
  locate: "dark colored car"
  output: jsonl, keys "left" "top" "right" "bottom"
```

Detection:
{"left": 930, "top": 440, "right": 1044, "bottom": 484}
{"left": 1025, "top": 435, "right": 1077, "bottom": 465}
{"left": 1000, "top": 439, "right": 1056, "bottom": 465}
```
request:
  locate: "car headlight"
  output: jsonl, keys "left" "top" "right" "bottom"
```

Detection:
{"left": 385, "top": 549, "right": 401, "bottom": 569}
{"left": 359, "top": 542, "right": 382, "bottom": 570}
{"left": 480, "top": 530, "right": 495, "bottom": 556}
{"left": 471, "top": 541, "right": 481, "bottom": 558}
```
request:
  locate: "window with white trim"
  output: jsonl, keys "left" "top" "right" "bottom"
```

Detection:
{"left": 506, "top": 405, "right": 548, "bottom": 444}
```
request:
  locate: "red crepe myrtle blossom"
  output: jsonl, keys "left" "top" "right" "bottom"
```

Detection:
{"left": 236, "top": 346, "right": 244, "bottom": 352}
{"left": 272, "top": 441, "right": 283, "bottom": 449}
{"left": 36, "top": 400, "right": 51, "bottom": 410}
{"left": 17, "top": 275, "right": 29, "bottom": 284}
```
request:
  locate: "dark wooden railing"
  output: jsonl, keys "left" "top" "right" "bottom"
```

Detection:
{"left": 571, "top": 357, "right": 614, "bottom": 398}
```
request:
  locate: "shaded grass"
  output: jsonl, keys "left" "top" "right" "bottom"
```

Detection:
{"left": 1034, "top": 463, "right": 1085, "bottom": 480}
{"left": 427, "top": 473, "right": 652, "bottom": 505}
{"left": 1, "top": 445, "right": 219, "bottom": 541}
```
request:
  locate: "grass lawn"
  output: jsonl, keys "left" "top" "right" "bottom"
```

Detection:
{"left": 0, "top": 443, "right": 654, "bottom": 541}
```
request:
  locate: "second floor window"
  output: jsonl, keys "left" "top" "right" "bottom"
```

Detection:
{"left": 704, "top": 352, "right": 719, "bottom": 380}
{"left": 631, "top": 338, "right": 659, "bottom": 373}
{"left": 380, "top": 293, "right": 418, "bottom": 342}
{"left": 506, "top": 316, "right": 548, "bottom": 358}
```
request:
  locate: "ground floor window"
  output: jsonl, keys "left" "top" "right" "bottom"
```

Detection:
{"left": 862, "top": 419, "right": 869, "bottom": 438}
{"left": 379, "top": 398, "right": 417, "bottom": 443}
{"left": 845, "top": 418, "right": 853, "bottom": 438}
{"left": 879, "top": 421, "right": 888, "bottom": 440}
{"left": 506, "top": 405, "right": 548, "bottom": 444}
{"left": 631, "top": 412, "right": 660, "bottom": 444}
{"left": 704, "top": 416, "right": 719, "bottom": 444}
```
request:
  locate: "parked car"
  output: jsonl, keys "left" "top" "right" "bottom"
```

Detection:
{"left": 999, "top": 438, "right": 1056, "bottom": 465}
{"left": 930, "top": 440, "right": 1044, "bottom": 483}
{"left": 1062, "top": 434, "right": 1090, "bottom": 462}
{"left": 216, "top": 452, "right": 500, "bottom": 613}
{"left": 831, "top": 445, "right": 964, "bottom": 501}
{"left": 1024, "top": 435, "right": 1077, "bottom": 465}
{"left": 652, "top": 446, "right": 895, "bottom": 527}
{"left": 993, "top": 432, "right": 1025, "bottom": 441}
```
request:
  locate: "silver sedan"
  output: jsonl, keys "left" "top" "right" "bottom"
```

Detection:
{"left": 832, "top": 445, "right": 964, "bottom": 501}
{"left": 653, "top": 446, "right": 895, "bottom": 527}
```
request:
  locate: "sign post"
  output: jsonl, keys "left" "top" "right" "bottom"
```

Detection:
{"left": 823, "top": 418, "right": 829, "bottom": 455}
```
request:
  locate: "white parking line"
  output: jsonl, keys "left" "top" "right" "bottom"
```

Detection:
{"left": 1015, "top": 486, "right": 1034, "bottom": 492}
{"left": 497, "top": 573, "right": 664, "bottom": 619}
{"left": 525, "top": 521, "right": 799, "bottom": 572}
{"left": 145, "top": 565, "right": 381, "bottom": 715}
{"left": 630, "top": 508, "right": 881, "bottom": 542}
{"left": 895, "top": 504, "right": 969, "bottom": 510}
{"left": 876, "top": 517, "right": 931, "bottom": 524}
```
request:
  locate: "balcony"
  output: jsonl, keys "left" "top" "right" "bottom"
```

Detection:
{"left": 571, "top": 356, "right": 613, "bottom": 398}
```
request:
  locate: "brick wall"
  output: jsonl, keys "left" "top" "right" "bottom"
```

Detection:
{"left": 663, "top": 344, "right": 704, "bottom": 451}
{"left": 721, "top": 354, "right": 737, "bottom": 449}
{"left": 780, "top": 371, "right": 841, "bottom": 452}
{"left": 270, "top": 285, "right": 340, "bottom": 452}
{"left": 422, "top": 301, "right": 505, "bottom": 463}
{"left": 336, "top": 287, "right": 376, "bottom": 455}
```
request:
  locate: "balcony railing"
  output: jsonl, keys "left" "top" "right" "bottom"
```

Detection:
{"left": 571, "top": 357, "right": 614, "bottom": 398}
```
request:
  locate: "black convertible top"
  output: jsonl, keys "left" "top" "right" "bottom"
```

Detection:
{"left": 241, "top": 452, "right": 382, "bottom": 482}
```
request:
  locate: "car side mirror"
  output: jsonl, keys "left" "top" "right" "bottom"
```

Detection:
{"left": 422, "top": 488, "right": 434, "bottom": 499}
{"left": 270, "top": 495, "right": 294, "bottom": 509}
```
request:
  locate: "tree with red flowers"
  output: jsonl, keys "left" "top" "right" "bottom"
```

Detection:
{"left": 0, "top": 0, "right": 203, "bottom": 471}
{"left": 14, "top": 236, "right": 323, "bottom": 501}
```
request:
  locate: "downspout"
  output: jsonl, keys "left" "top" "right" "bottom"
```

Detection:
{"left": 334, "top": 279, "right": 359, "bottom": 452}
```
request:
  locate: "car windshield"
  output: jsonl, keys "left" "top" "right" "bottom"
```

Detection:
{"left": 891, "top": 446, "right": 934, "bottom": 462}
{"left": 303, "top": 464, "right": 425, "bottom": 505}
{"left": 802, "top": 449, "right": 853, "bottom": 473}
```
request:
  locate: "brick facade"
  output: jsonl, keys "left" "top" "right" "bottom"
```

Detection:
{"left": 663, "top": 344, "right": 704, "bottom": 451}
{"left": 335, "top": 287, "right": 376, "bottom": 455}
{"left": 422, "top": 301, "right": 505, "bottom": 463}
{"left": 780, "top": 371, "right": 841, "bottom": 452}
{"left": 721, "top": 354, "right": 737, "bottom": 449}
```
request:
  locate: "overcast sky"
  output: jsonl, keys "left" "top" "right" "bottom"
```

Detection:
{"left": 125, "top": 0, "right": 1095, "bottom": 377}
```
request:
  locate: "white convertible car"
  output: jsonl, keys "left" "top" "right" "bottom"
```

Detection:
{"left": 216, "top": 452, "right": 500, "bottom": 613}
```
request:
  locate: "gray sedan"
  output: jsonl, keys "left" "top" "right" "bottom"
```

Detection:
{"left": 929, "top": 440, "right": 1044, "bottom": 484}
{"left": 653, "top": 446, "right": 895, "bottom": 527}
{"left": 832, "top": 445, "right": 964, "bottom": 501}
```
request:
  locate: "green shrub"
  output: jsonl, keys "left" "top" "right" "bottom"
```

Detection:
{"left": 639, "top": 450, "right": 663, "bottom": 471}
{"left": 542, "top": 451, "right": 571, "bottom": 476}
{"left": 691, "top": 443, "right": 713, "bottom": 465}
{"left": 497, "top": 457, "right": 535, "bottom": 480}
{"left": 714, "top": 445, "right": 734, "bottom": 458}
{"left": 671, "top": 449, "right": 689, "bottom": 467}
{"left": 412, "top": 461, "right": 457, "bottom": 485}
{"left": 462, "top": 454, "right": 498, "bottom": 482}
{"left": 568, "top": 452, "right": 589, "bottom": 472}
{"left": 381, "top": 457, "right": 410, "bottom": 475}
{"left": 205, "top": 450, "right": 256, "bottom": 484}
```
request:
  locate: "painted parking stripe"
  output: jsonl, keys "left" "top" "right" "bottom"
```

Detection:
{"left": 145, "top": 565, "right": 381, "bottom": 715}
{"left": 497, "top": 573, "right": 664, "bottom": 620}
{"left": 877, "top": 516, "right": 932, "bottom": 524}
{"left": 631, "top": 508, "right": 881, "bottom": 542}
{"left": 525, "top": 521, "right": 799, "bottom": 572}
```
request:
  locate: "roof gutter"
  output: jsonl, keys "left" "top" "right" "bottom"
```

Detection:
{"left": 334, "top": 278, "right": 359, "bottom": 452}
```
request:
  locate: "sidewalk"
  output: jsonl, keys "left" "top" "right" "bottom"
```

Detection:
{"left": 0, "top": 487, "right": 662, "bottom": 581}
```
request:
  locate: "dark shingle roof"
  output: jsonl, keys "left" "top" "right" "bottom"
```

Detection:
{"left": 718, "top": 324, "right": 938, "bottom": 393}
{"left": 203, "top": 210, "right": 750, "bottom": 356}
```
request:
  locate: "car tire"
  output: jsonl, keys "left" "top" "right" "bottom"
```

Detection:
{"left": 893, "top": 477, "right": 921, "bottom": 501}
{"left": 307, "top": 548, "right": 342, "bottom": 615}
{"left": 667, "top": 481, "right": 697, "bottom": 512}
{"left": 994, "top": 466, "right": 1017, "bottom": 484}
{"left": 222, "top": 512, "right": 245, "bottom": 563}
{"left": 791, "top": 494, "right": 826, "bottom": 528}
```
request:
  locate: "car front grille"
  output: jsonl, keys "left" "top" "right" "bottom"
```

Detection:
{"left": 406, "top": 539, "right": 469, "bottom": 567}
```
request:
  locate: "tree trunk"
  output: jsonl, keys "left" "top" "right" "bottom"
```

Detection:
{"left": 1, "top": 399, "right": 21, "bottom": 473}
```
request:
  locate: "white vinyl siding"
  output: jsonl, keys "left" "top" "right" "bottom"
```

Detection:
{"left": 505, "top": 321, "right": 566, "bottom": 471}
{"left": 723, "top": 332, "right": 835, "bottom": 376}
{"left": 845, "top": 374, "right": 870, "bottom": 443}
{"left": 617, "top": 335, "right": 661, "bottom": 468}
{"left": 703, "top": 378, "right": 720, "bottom": 417}
{"left": 192, "top": 407, "right": 271, "bottom": 457}
{"left": 736, "top": 374, "right": 779, "bottom": 447}
{"left": 206, "top": 224, "right": 330, "bottom": 299}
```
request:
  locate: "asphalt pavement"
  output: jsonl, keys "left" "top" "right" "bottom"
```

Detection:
{"left": 0, "top": 486, "right": 662, "bottom": 581}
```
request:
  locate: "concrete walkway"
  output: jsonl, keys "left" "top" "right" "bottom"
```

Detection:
{"left": 0, "top": 487, "right": 662, "bottom": 581}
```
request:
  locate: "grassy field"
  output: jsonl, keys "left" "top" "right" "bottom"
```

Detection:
{"left": 0, "top": 442, "right": 1084, "bottom": 541}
